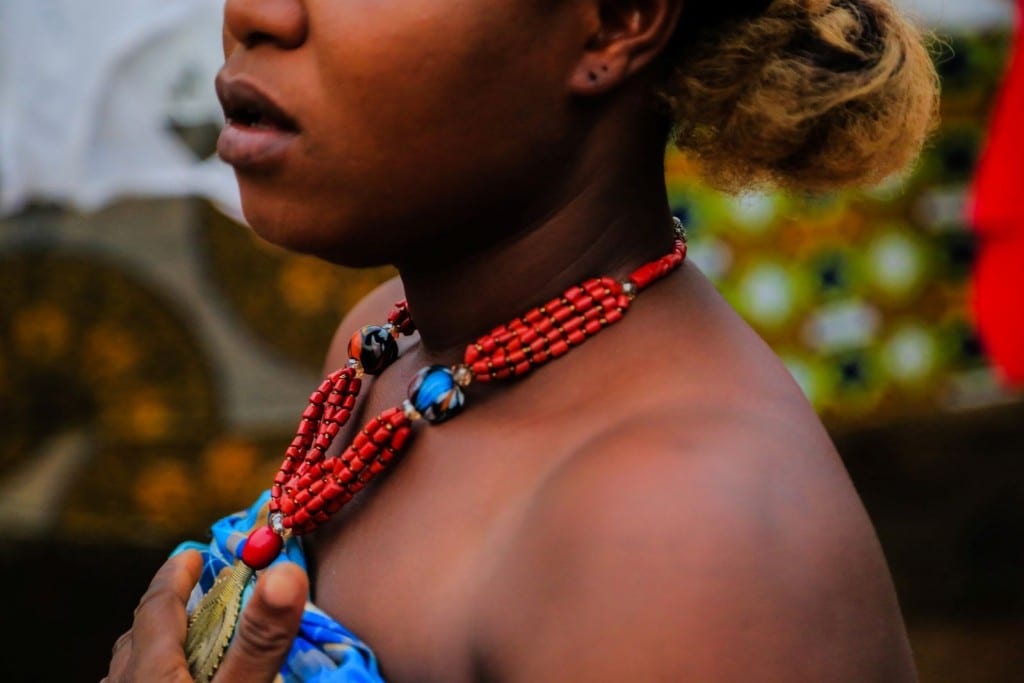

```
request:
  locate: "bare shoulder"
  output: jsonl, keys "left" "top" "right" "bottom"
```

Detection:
{"left": 322, "top": 275, "right": 406, "bottom": 375}
{"left": 470, "top": 406, "right": 918, "bottom": 682}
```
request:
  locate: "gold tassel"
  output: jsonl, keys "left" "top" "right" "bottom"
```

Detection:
{"left": 185, "top": 560, "right": 254, "bottom": 683}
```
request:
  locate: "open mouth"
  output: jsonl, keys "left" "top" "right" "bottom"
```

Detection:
{"left": 216, "top": 77, "right": 299, "bottom": 134}
{"left": 227, "top": 103, "right": 298, "bottom": 132}
{"left": 214, "top": 74, "right": 301, "bottom": 169}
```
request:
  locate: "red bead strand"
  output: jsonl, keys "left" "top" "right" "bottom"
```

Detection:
{"left": 463, "top": 271, "right": 647, "bottom": 382}
{"left": 386, "top": 299, "right": 416, "bottom": 336}
{"left": 278, "top": 407, "right": 412, "bottom": 535}
{"left": 270, "top": 367, "right": 360, "bottom": 516}
{"left": 627, "top": 238, "right": 687, "bottom": 292}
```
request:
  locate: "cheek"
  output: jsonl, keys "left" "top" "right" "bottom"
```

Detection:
{"left": 242, "top": 1, "right": 579, "bottom": 262}
{"left": 309, "top": 2, "right": 571, "bottom": 184}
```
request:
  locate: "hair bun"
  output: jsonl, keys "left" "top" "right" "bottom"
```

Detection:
{"left": 660, "top": 0, "right": 940, "bottom": 194}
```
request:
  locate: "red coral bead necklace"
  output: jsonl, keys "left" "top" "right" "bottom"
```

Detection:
{"left": 184, "top": 218, "right": 687, "bottom": 682}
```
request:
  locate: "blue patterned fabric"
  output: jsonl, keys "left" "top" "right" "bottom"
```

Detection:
{"left": 173, "top": 490, "right": 385, "bottom": 682}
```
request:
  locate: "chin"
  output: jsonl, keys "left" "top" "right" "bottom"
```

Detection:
{"left": 240, "top": 194, "right": 396, "bottom": 268}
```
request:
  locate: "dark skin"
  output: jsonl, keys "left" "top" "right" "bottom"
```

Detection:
{"left": 105, "top": 0, "right": 920, "bottom": 681}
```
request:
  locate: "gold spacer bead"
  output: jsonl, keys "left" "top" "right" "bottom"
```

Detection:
{"left": 402, "top": 399, "right": 422, "bottom": 421}
{"left": 452, "top": 364, "right": 474, "bottom": 387}
{"left": 672, "top": 216, "right": 687, "bottom": 241}
{"left": 346, "top": 357, "right": 365, "bottom": 378}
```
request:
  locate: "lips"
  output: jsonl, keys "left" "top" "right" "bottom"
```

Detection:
{"left": 215, "top": 73, "right": 300, "bottom": 171}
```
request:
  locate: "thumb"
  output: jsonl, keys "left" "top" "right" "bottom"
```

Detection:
{"left": 214, "top": 561, "right": 308, "bottom": 683}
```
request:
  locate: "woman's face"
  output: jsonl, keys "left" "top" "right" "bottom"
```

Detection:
{"left": 219, "top": 0, "right": 586, "bottom": 266}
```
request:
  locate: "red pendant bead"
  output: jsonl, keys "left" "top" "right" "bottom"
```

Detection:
{"left": 240, "top": 525, "right": 284, "bottom": 570}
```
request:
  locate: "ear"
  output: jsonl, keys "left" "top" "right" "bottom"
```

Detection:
{"left": 568, "top": 0, "right": 683, "bottom": 96}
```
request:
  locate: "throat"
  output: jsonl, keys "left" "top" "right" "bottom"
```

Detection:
{"left": 395, "top": 207, "right": 680, "bottom": 357}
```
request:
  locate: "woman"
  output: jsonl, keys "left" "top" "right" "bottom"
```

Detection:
{"left": 105, "top": 0, "right": 939, "bottom": 681}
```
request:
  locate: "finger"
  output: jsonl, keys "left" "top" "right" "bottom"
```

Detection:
{"left": 129, "top": 550, "right": 204, "bottom": 681}
{"left": 104, "top": 552, "right": 202, "bottom": 683}
{"left": 111, "top": 630, "right": 133, "bottom": 656}
{"left": 102, "top": 630, "right": 133, "bottom": 683}
{"left": 214, "top": 561, "right": 308, "bottom": 683}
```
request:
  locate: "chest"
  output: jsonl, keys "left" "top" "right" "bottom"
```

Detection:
{"left": 300, "top": 365, "right": 589, "bottom": 682}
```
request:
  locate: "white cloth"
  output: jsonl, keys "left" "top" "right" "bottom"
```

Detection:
{"left": 896, "top": 0, "right": 1015, "bottom": 29}
{"left": 0, "top": 0, "right": 240, "bottom": 218}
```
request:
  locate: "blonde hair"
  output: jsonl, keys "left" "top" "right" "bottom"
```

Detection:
{"left": 658, "top": 0, "right": 941, "bottom": 193}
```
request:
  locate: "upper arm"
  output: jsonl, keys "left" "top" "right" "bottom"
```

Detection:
{"left": 471, "top": 417, "right": 916, "bottom": 682}
{"left": 321, "top": 275, "right": 406, "bottom": 375}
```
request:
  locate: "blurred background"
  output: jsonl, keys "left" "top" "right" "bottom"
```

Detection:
{"left": 1, "top": 1, "right": 1022, "bottom": 681}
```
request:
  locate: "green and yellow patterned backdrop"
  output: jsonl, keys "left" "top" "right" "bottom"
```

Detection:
{"left": 0, "top": 27, "right": 1018, "bottom": 550}
{"left": 665, "top": 29, "right": 1015, "bottom": 432}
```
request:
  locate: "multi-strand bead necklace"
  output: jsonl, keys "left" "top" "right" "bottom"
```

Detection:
{"left": 185, "top": 220, "right": 687, "bottom": 682}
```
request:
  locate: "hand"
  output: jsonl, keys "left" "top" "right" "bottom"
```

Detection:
{"left": 104, "top": 549, "right": 308, "bottom": 682}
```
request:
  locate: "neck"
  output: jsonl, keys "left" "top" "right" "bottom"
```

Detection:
{"left": 395, "top": 135, "right": 677, "bottom": 362}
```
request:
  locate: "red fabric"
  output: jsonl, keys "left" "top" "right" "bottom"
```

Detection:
{"left": 967, "top": 0, "right": 1024, "bottom": 387}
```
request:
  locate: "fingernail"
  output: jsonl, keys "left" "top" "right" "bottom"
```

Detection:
{"left": 262, "top": 566, "right": 304, "bottom": 609}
